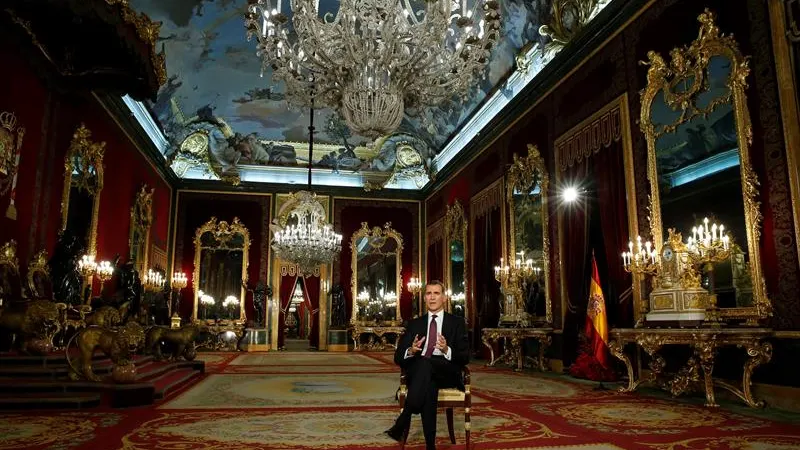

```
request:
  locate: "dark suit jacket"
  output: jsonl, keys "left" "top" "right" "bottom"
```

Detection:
{"left": 394, "top": 311, "right": 470, "bottom": 389}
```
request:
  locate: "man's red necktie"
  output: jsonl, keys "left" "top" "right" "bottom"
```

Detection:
{"left": 423, "top": 314, "right": 437, "bottom": 357}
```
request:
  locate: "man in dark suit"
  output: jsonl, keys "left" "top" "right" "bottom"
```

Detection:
{"left": 385, "top": 280, "right": 469, "bottom": 450}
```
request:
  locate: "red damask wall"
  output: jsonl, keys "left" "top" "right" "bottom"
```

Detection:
{"left": 172, "top": 192, "right": 271, "bottom": 324}
{"left": 426, "top": 0, "right": 800, "bottom": 331}
{"left": 332, "top": 199, "right": 421, "bottom": 323}
{"left": 0, "top": 43, "right": 171, "bottom": 273}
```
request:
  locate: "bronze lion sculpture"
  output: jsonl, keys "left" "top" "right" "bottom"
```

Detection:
{"left": 0, "top": 300, "right": 61, "bottom": 354}
{"left": 146, "top": 324, "right": 200, "bottom": 361}
{"left": 67, "top": 321, "right": 144, "bottom": 382}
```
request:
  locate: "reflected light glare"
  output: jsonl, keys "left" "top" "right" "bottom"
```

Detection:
{"left": 562, "top": 187, "right": 579, "bottom": 202}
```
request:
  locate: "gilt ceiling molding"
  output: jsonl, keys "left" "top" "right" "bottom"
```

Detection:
{"left": 556, "top": 103, "right": 622, "bottom": 172}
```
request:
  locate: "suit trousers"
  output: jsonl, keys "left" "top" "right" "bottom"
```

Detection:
{"left": 396, "top": 356, "right": 460, "bottom": 449}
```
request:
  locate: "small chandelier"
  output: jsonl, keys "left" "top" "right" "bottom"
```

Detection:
{"left": 272, "top": 191, "right": 343, "bottom": 275}
{"left": 245, "top": 0, "right": 502, "bottom": 138}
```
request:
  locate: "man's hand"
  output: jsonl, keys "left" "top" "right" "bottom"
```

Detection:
{"left": 436, "top": 334, "right": 448, "bottom": 354}
{"left": 409, "top": 334, "right": 426, "bottom": 355}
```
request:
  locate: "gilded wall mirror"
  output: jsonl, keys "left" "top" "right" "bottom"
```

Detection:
{"left": 640, "top": 9, "right": 771, "bottom": 323}
{"left": 61, "top": 124, "right": 105, "bottom": 255}
{"left": 192, "top": 217, "right": 250, "bottom": 325}
{"left": 351, "top": 222, "right": 404, "bottom": 326}
{"left": 444, "top": 201, "right": 468, "bottom": 321}
{"left": 129, "top": 185, "right": 154, "bottom": 277}
{"left": 506, "top": 144, "right": 552, "bottom": 325}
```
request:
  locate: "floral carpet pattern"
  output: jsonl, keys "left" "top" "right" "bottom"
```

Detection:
{"left": 1, "top": 352, "right": 799, "bottom": 449}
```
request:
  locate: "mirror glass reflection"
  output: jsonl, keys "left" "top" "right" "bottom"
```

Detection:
{"left": 652, "top": 55, "right": 751, "bottom": 308}
{"left": 448, "top": 240, "right": 465, "bottom": 318}
{"left": 195, "top": 221, "right": 248, "bottom": 323}
{"left": 513, "top": 182, "right": 547, "bottom": 318}
{"left": 355, "top": 234, "right": 399, "bottom": 324}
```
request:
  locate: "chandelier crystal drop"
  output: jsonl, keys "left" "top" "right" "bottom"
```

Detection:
{"left": 271, "top": 191, "right": 343, "bottom": 275}
{"left": 245, "top": 0, "right": 502, "bottom": 138}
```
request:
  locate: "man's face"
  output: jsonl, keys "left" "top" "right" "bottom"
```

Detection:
{"left": 425, "top": 284, "right": 445, "bottom": 313}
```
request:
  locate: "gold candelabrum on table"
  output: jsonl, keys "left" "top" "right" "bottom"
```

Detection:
{"left": 685, "top": 218, "right": 732, "bottom": 326}
{"left": 95, "top": 260, "right": 114, "bottom": 293}
{"left": 494, "top": 251, "right": 541, "bottom": 327}
{"left": 407, "top": 276, "right": 422, "bottom": 318}
{"left": 78, "top": 254, "right": 97, "bottom": 304}
{"left": 170, "top": 272, "right": 188, "bottom": 328}
{"left": 622, "top": 220, "right": 731, "bottom": 327}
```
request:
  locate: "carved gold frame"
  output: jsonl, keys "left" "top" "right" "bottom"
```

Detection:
{"left": 444, "top": 200, "right": 468, "bottom": 320}
{"left": 640, "top": 9, "right": 771, "bottom": 322}
{"left": 192, "top": 217, "right": 250, "bottom": 325}
{"left": 26, "top": 249, "right": 50, "bottom": 299}
{"left": 129, "top": 185, "right": 154, "bottom": 276}
{"left": 60, "top": 124, "right": 105, "bottom": 256}
{"left": 506, "top": 144, "right": 552, "bottom": 325}
{"left": 350, "top": 222, "right": 404, "bottom": 326}
{"left": 555, "top": 93, "right": 639, "bottom": 327}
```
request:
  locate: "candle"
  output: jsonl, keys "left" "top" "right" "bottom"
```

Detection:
{"left": 712, "top": 223, "right": 717, "bottom": 241}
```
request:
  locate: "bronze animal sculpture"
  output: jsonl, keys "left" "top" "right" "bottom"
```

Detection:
{"left": 146, "top": 324, "right": 200, "bottom": 361}
{"left": 67, "top": 321, "right": 144, "bottom": 382}
{"left": 84, "top": 304, "right": 125, "bottom": 327}
{"left": 0, "top": 300, "right": 61, "bottom": 353}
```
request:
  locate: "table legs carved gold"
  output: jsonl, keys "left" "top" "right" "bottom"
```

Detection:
{"left": 608, "top": 335, "right": 771, "bottom": 408}
{"left": 482, "top": 333, "right": 551, "bottom": 371}
{"left": 714, "top": 340, "right": 772, "bottom": 408}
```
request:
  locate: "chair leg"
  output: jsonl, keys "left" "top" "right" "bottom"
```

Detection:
{"left": 465, "top": 408, "right": 471, "bottom": 449}
{"left": 446, "top": 407, "right": 456, "bottom": 444}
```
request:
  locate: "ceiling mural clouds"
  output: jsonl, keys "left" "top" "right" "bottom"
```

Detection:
{"left": 129, "top": 0, "right": 554, "bottom": 182}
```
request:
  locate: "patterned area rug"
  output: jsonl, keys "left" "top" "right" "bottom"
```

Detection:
{"left": 228, "top": 353, "right": 381, "bottom": 366}
{"left": 160, "top": 373, "right": 401, "bottom": 409}
{"left": 2, "top": 353, "right": 800, "bottom": 450}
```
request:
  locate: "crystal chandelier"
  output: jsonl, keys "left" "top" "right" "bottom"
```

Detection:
{"left": 271, "top": 100, "right": 343, "bottom": 276}
{"left": 272, "top": 191, "right": 343, "bottom": 275}
{"left": 245, "top": 0, "right": 502, "bottom": 138}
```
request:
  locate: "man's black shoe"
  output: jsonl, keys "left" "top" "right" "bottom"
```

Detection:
{"left": 384, "top": 426, "right": 404, "bottom": 443}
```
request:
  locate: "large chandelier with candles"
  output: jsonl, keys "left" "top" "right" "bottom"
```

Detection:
{"left": 272, "top": 191, "right": 343, "bottom": 275}
{"left": 245, "top": 0, "right": 502, "bottom": 138}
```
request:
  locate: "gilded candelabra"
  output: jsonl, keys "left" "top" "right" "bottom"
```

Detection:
{"left": 407, "top": 277, "right": 422, "bottom": 318}
{"left": 686, "top": 218, "right": 732, "bottom": 326}
{"left": 78, "top": 254, "right": 97, "bottom": 304}
{"left": 171, "top": 272, "right": 188, "bottom": 328}
{"left": 95, "top": 260, "right": 114, "bottom": 293}
{"left": 494, "top": 251, "right": 540, "bottom": 327}
{"left": 622, "top": 236, "right": 659, "bottom": 276}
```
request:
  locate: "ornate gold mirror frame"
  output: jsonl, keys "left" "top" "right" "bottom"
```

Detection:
{"left": 192, "top": 217, "right": 250, "bottom": 325}
{"left": 129, "top": 185, "right": 154, "bottom": 276}
{"left": 350, "top": 222, "right": 404, "bottom": 326}
{"left": 61, "top": 124, "right": 105, "bottom": 255}
{"left": 444, "top": 201, "right": 468, "bottom": 321}
{"left": 640, "top": 9, "right": 771, "bottom": 323}
{"left": 507, "top": 144, "right": 552, "bottom": 325}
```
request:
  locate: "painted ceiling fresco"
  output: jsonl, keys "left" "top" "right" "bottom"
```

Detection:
{"left": 129, "top": 0, "right": 554, "bottom": 185}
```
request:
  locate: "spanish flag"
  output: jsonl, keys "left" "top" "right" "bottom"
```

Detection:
{"left": 569, "top": 253, "right": 616, "bottom": 380}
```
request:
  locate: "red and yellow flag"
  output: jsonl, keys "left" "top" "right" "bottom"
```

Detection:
{"left": 584, "top": 254, "right": 609, "bottom": 367}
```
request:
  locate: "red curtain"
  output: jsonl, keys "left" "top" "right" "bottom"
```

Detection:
{"left": 302, "top": 275, "right": 321, "bottom": 349}
{"left": 561, "top": 162, "right": 591, "bottom": 366}
{"left": 278, "top": 274, "right": 297, "bottom": 349}
{"left": 426, "top": 240, "right": 443, "bottom": 283}
{"left": 592, "top": 143, "right": 633, "bottom": 327}
{"left": 472, "top": 207, "right": 502, "bottom": 357}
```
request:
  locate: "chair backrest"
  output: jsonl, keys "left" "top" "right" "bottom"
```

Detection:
{"left": 26, "top": 250, "right": 53, "bottom": 300}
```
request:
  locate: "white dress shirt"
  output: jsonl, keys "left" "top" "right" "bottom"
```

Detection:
{"left": 405, "top": 310, "right": 452, "bottom": 360}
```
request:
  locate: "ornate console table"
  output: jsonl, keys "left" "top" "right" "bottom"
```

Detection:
{"left": 481, "top": 328, "right": 554, "bottom": 371}
{"left": 608, "top": 328, "right": 773, "bottom": 408}
{"left": 350, "top": 325, "right": 405, "bottom": 351}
